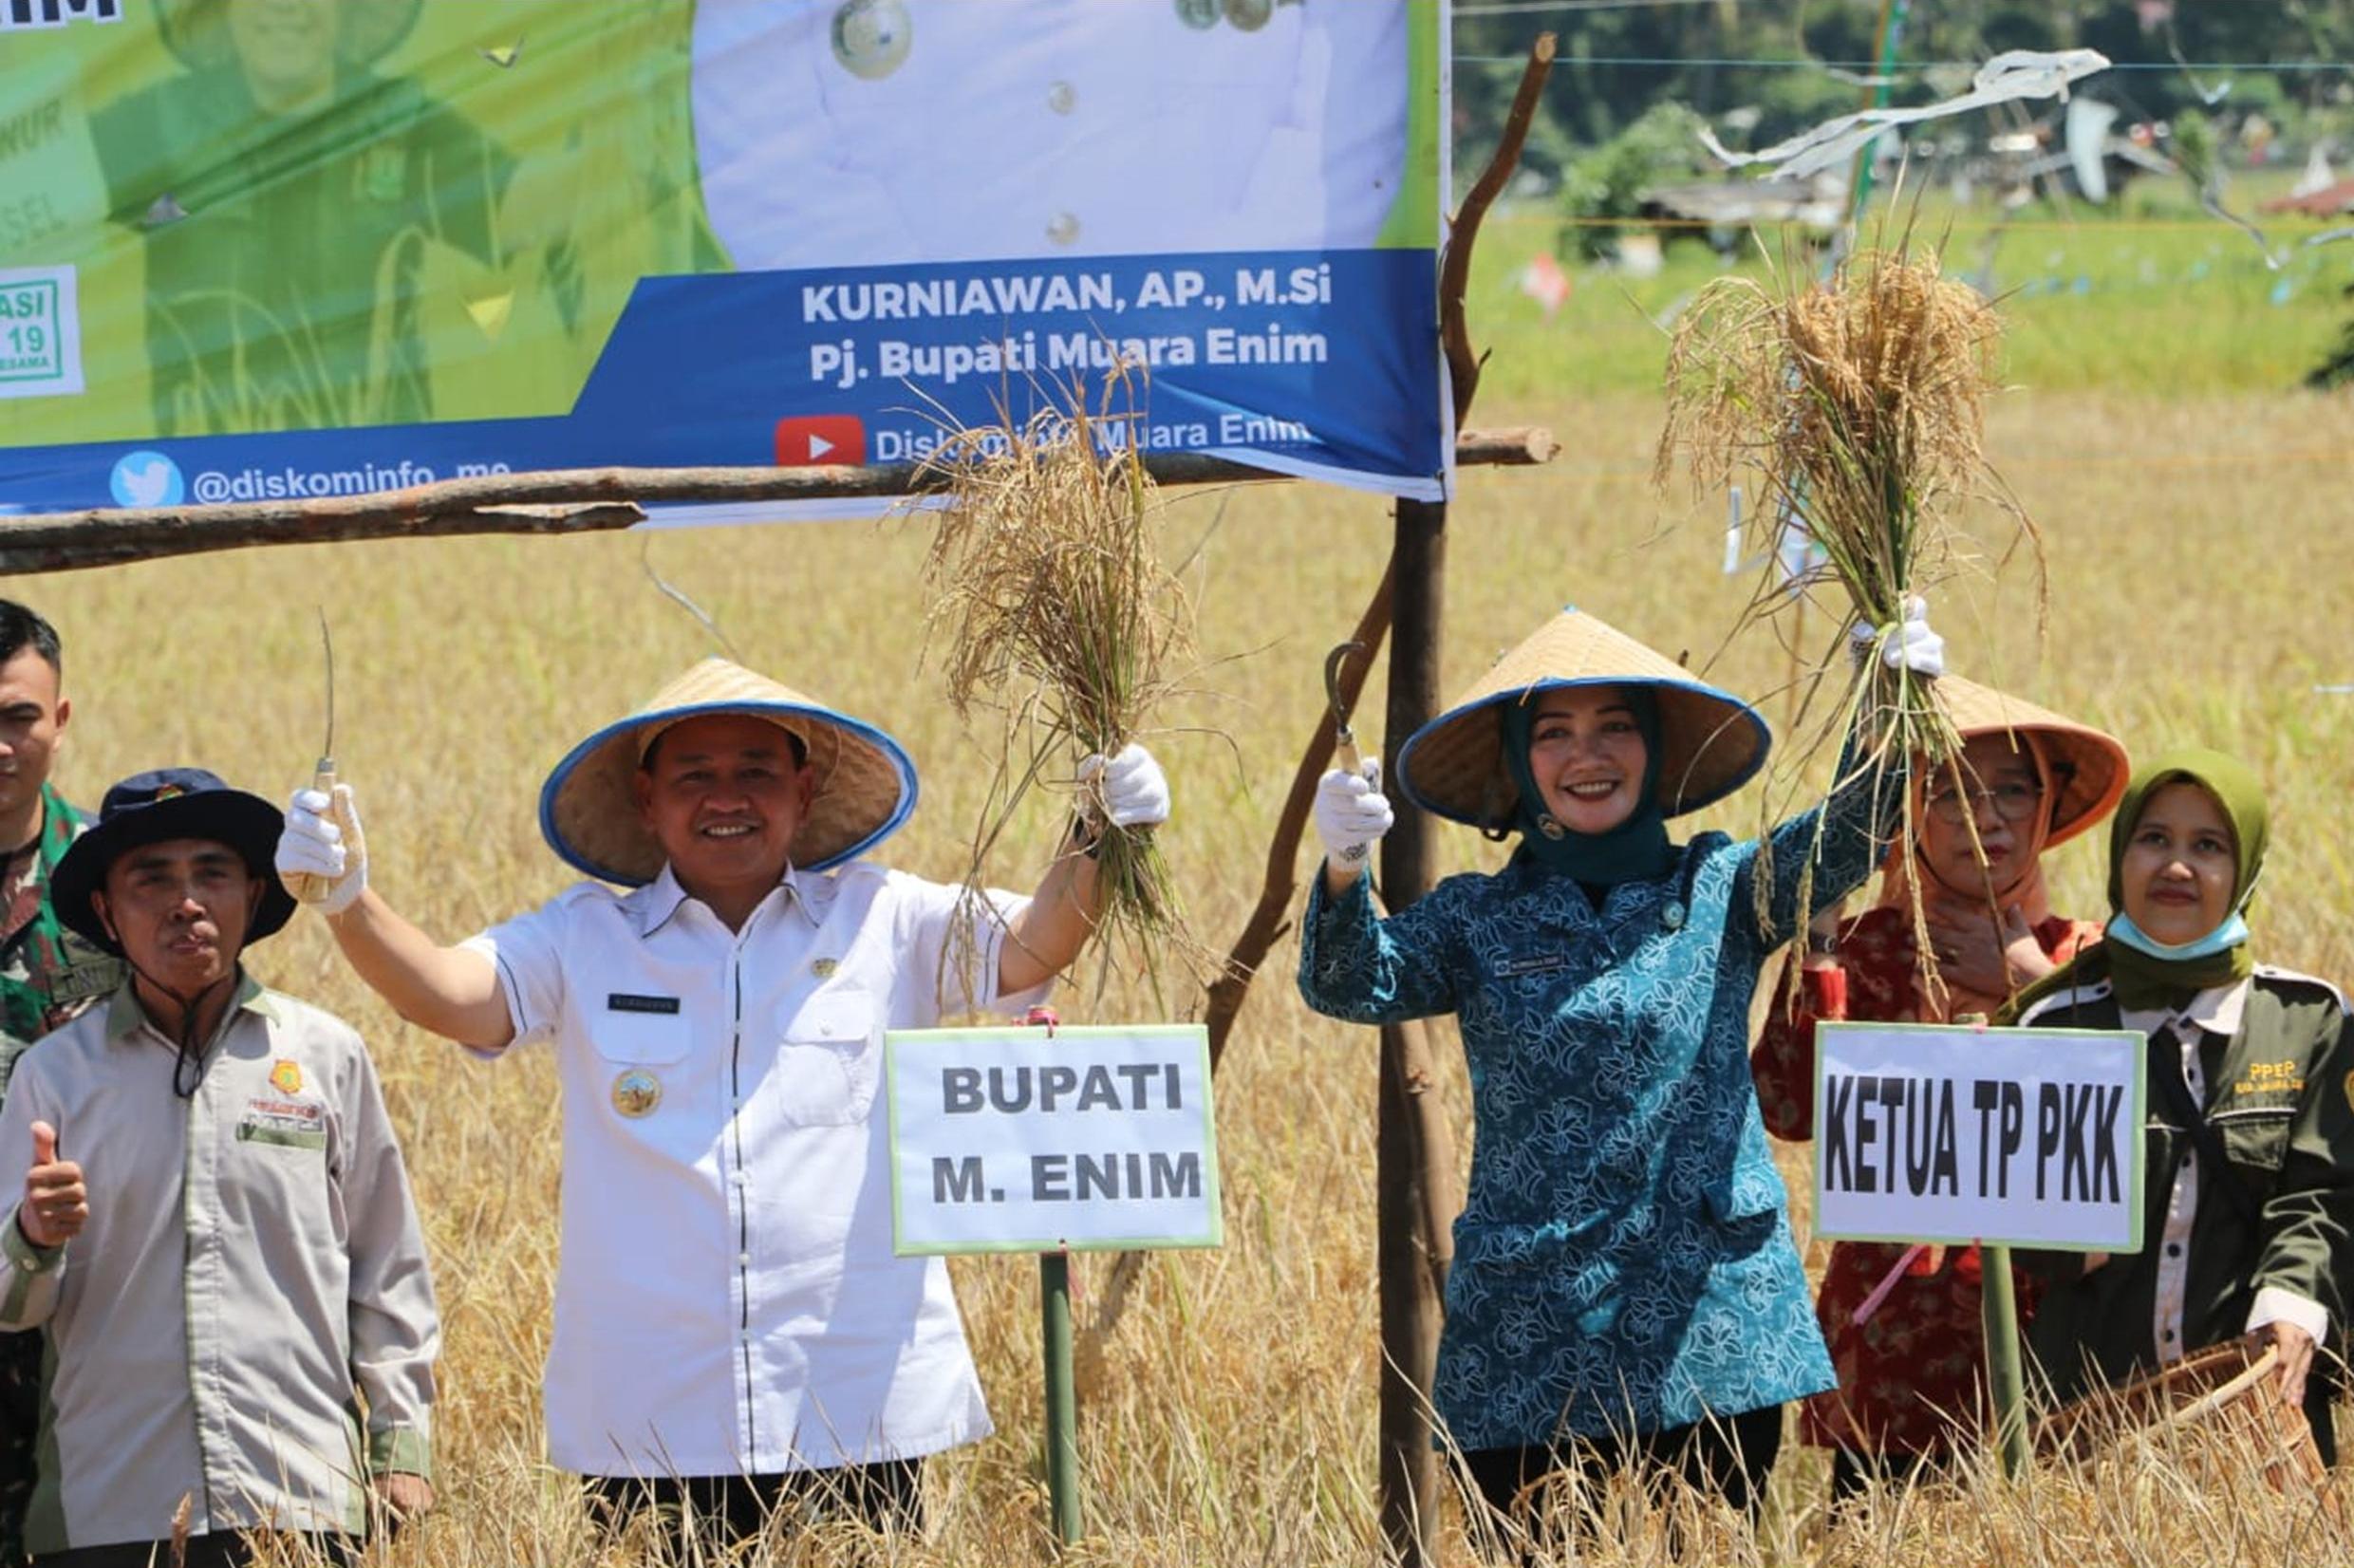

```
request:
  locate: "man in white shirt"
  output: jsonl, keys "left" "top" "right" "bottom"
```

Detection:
{"left": 275, "top": 657, "right": 1168, "bottom": 1546}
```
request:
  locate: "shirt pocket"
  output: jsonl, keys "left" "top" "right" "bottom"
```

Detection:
{"left": 235, "top": 1123, "right": 328, "bottom": 1153}
{"left": 2216, "top": 1106, "right": 2295, "bottom": 1174}
{"left": 588, "top": 1005, "right": 693, "bottom": 1067}
{"left": 774, "top": 990, "right": 880, "bottom": 1128}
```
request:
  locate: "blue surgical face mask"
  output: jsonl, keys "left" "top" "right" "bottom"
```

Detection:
{"left": 2106, "top": 909, "right": 2251, "bottom": 963}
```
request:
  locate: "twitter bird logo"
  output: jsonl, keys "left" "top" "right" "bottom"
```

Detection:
{"left": 109, "top": 451, "right": 185, "bottom": 508}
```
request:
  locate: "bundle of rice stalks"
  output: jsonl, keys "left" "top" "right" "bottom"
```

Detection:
{"left": 1654, "top": 242, "right": 2039, "bottom": 975}
{"left": 919, "top": 388, "right": 1198, "bottom": 989}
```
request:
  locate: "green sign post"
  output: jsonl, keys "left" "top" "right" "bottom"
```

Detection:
{"left": 886, "top": 1013, "right": 1223, "bottom": 1551}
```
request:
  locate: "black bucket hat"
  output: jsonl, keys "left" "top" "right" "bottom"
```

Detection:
{"left": 50, "top": 770, "right": 296, "bottom": 957}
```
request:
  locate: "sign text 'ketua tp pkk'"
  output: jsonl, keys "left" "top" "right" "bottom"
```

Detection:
{"left": 1812, "top": 1021, "right": 2147, "bottom": 1253}
{"left": 887, "top": 1025, "right": 1222, "bottom": 1256}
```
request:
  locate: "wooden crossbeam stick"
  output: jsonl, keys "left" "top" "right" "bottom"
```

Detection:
{"left": 0, "top": 428, "right": 1558, "bottom": 575}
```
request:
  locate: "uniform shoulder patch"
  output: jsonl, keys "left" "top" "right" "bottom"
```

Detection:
{"left": 2253, "top": 964, "right": 2352, "bottom": 1017}
{"left": 2015, "top": 976, "right": 2113, "bottom": 1029}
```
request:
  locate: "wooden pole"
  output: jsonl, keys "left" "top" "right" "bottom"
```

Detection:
{"left": 1378, "top": 496, "right": 1448, "bottom": 1567}
{"left": 0, "top": 430, "right": 1556, "bottom": 575}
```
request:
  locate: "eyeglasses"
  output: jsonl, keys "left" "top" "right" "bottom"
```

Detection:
{"left": 1925, "top": 779, "right": 2044, "bottom": 826}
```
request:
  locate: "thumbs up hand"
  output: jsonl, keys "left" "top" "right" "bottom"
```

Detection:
{"left": 20, "top": 1122, "right": 85, "bottom": 1249}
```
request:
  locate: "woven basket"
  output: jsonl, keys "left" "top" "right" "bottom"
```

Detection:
{"left": 2034, "top": 1342, "right": 2333, "bottom": 1506}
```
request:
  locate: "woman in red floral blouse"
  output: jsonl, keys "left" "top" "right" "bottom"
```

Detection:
{"left": 1750, "top": 677, "right": 2128, "bottom": 1497}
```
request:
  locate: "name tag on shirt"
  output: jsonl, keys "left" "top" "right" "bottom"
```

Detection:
{"left": 1496, "top": 952, "right": 1573, "bottom": 979}
{"left": 607, "top": 993, "right": 682, "bottom": 1016}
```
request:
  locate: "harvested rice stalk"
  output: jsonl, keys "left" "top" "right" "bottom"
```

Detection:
{"left": 919, "top": 389, "right": 1198, "bottom": 990}
{"left": 1655, "top": 242, "right": 2041, "bottom": 992}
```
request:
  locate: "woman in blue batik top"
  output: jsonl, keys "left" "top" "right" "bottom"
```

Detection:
{"left": 1298, "top": 602, "right": 1942, "bottom": 1543}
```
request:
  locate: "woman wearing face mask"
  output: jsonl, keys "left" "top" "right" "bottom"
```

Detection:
{"left": 1748, "top": 679, "right": 2129, "bottom": 1496}
{"left": 1297, "top": 602, "right": 1942, "bottom": 1542}
{"left": 2008, "top": 750, "right": 2354, "bottom": 1461}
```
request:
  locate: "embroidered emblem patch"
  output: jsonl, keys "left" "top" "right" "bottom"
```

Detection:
{"left": 611, "top": 1069, "right": 663, "bottom": 1119}
{"left": 269, "top": 1059, "right": 303, "bottom": 1095}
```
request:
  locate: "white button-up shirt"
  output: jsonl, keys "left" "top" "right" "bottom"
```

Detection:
{"left": 690, "top": 0, "right": 1410, "bottom": 269}
{"left": 463, "top": 859, "right": 1045, "bottom": 1477}
{"left": 2122, "top": 980, "right": 2329, "bottom": 1362}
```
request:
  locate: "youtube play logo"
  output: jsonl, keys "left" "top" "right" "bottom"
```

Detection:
{"left": 775, "top": 414, "right": 866, "bottom": 466}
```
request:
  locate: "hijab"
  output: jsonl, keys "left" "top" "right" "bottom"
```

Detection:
{"left": 1501, "top": 685, "right": 1675, "bottom": 887}
{"left": 2101, "top": 748, "right": 2266, "bottom": 1010}
{"left": 1878, "top": 730, "right": 2060, "bottom": 1021}
{"left": 2008, "top": 748, "right": 2267, "bottom": 1018}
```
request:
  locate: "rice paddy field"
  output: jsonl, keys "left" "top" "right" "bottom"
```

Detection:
{"left": 12, "top": 210, "right": 2354, "bottom": 1564}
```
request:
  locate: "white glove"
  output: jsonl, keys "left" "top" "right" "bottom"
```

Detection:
{"left": 1077, "top": 743, "right": 1169, "bottom": 830}
{"left": 276, "top": 784, "right": 367, "bottom": 915}
{"left": 1314, "top": 759, "right": 1392, "bottom": 869}
{"left": 1849, "top": 595, "right": 1946, "bottom": 679}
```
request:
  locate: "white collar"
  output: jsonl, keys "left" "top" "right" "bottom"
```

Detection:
{"left": 622, "top": 862, "right": 820, "bottom": 938}
{"left": 2120, "top": 976, "right": 2251, "bottom": 1040}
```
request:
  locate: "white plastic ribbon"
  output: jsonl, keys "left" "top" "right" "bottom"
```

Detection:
{"left": 1701, "top": 49, "right": 2112, "bottom": 182}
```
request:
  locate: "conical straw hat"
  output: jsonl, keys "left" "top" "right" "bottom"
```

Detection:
{"left": 539, "top": 658, "right": 917, "bottom": 886}
{"left": 1397, "top": 606, "right": 1771, "bottom": 828}
{"left": 1932, "top": 674, "right": 2128, "bottom": 849}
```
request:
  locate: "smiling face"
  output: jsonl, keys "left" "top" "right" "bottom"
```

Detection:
{"left": 2119, "top": 780, "right": 2239, "bottom": 945}
{"left": 635, "top": 714, "right": 814, "bottom": 912}
{"left": 1524, "top": 685, "right": 1650, "bottom": 836}
{"left": 93, "top": 837, "right": 257, "bottom": 996}
{"left": 1917, "top": 733, "right": 2047, "bottom": 897}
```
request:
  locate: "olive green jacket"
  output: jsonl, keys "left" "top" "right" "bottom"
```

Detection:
{"left": 2017, "top": 966, "right": 2354, "bottom": 1404}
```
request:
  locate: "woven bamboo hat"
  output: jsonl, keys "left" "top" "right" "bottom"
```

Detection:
{"left": 1396, "top": 606, "right": 1771, "bottom": 828}
{"left": 539, "top": 658, "right": 917, "bottom": 886}
{"left": 1933, "top": 674, "right": 2128, "bottom": 849}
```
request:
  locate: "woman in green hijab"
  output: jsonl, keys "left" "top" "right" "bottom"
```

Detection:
{"left": 2010, "top": 749, "right": 2354, "bottom": 1459}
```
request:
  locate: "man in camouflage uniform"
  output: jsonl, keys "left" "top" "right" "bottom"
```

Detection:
{"left": 0, "top": 602, "right": 119, "bottom": 1568}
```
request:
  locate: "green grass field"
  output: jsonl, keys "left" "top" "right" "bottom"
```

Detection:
{"left": 11, "top": 199, "right": 2354, "bottom": 1564}
{"left": 1462, "top": 195, "right": 2354, "bottom": 399}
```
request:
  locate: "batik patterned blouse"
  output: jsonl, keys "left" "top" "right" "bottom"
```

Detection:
{"left": 1749, "top": 905, "right": 2098, "bottom": 1455}
{"left": 1298, "top": 761, "right": 1894, "bottom": 1449}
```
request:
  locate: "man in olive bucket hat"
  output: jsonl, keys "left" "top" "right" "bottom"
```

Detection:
{"left": 0, "top": 770, "right": 438, "bottom": 1568}
{"left": 275, "top": 658, "right": 1172, "bottom": 1547}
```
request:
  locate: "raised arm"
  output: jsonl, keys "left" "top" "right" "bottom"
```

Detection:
{"left": 1297, "top": 868, "right": 1467, "bottom": 1027}
{"left": 1739, "top": 605, "right": 1946, "bottom": 946}
{"left": 999, "top": 745, "right": 1164, "bottom": 997}
{"left": 1736, "top": 711, "right": 1910, "bottom": 951}
{"left": 277, "top": 787, "right": 514, "bottom": 1051}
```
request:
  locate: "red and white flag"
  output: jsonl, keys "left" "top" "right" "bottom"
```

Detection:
{"left": 1519, "top": 252, "right": 1571, "bottom": 318}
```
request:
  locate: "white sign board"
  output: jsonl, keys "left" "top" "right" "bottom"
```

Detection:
{"left": 1812, "top": 1021, "right": 2146, "bottom": 1253}
{"left": 887, "top": 1024, "right": 1221, "bottom": 1256}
